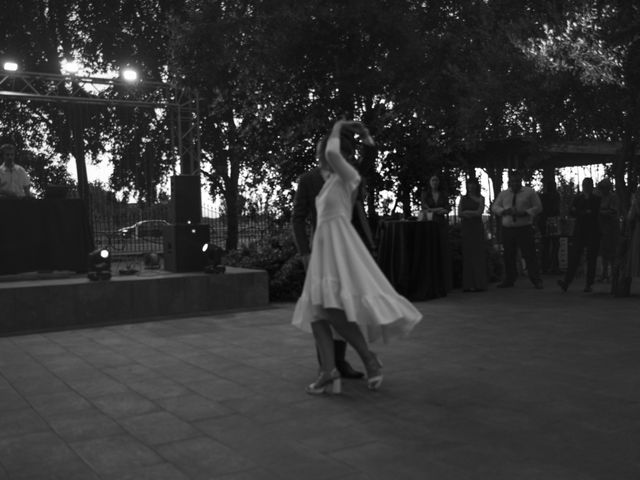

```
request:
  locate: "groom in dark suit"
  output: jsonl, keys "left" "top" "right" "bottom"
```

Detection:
{"left": 292, "top": 139, "right": 375, "bottom": 379}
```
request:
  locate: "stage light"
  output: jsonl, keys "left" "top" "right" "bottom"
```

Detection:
{"left": 143, "top": 252, "right": 161, "bottom": 269}
{"left": 3, "top": 61, "right": 18, "bottom": 72}
{"left": 61, "top": 59, "right": 80, "bottom": 74}
{"left": 121, "top": 67, "right": 139, "bottom": 82}
{"left": 87, "top": 248, "right": 112, "bottom": 281}
{"left": 202, "top": 243, "right": 225, "bottom": 274}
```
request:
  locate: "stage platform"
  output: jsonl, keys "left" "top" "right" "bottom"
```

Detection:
{"left": 0, "top": 266, "right": 269, "bottom": 336}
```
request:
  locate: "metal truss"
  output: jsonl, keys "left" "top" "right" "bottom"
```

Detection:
{"left": 0, "top": 70, "right": 201, "bottom": 174}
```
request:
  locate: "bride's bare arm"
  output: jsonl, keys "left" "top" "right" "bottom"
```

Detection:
{"left": 325, "top": 120, "right": 374, "bottom": 185}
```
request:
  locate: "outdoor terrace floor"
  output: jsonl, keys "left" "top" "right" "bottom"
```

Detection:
{"left": 0, "top": 276, "right": 638, "bottom": 479}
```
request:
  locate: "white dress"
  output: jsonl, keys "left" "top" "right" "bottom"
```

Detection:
{"left": 292, "top": 172, "right": 422, "bottom": 343}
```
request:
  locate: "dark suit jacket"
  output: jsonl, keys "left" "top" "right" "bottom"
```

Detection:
{"left": 292, "top": 168, "right": 374, "bottom": 255}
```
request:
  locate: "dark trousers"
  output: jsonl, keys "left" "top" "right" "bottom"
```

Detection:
{"left": 541, "top": 235, "right": 560, "bottom": 273}
{"left": 317, "top": 340, "right": 347, "bottom": 367}
{"left": 563, "top": 234, "right": 600, "bottom": 287}
{"left": 502, "top": 225, "right": 541, "bottom": 285}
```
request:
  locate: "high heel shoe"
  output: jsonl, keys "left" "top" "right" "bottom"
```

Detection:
{"left": 366, "top": 352, "right": 383, "bottom": 391}
{"left": 305, "top": 369, "right": 341, "bottom": 395}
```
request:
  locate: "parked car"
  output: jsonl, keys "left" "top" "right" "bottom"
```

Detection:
{"left": 117, "top": 220, "right": 169, "bottom": 239}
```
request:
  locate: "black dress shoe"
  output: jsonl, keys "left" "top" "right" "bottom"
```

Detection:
{"left": 336, "top": 361, "right": 364, "bottom": 379}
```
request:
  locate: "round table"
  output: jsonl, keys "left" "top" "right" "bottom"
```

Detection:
{"left": 376, "top": 220, "right": 448, "bottom": 301}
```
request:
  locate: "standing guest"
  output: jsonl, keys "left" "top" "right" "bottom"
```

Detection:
{"left": 292, "top": 139, "right": 375, "bottom": 380}
{"left": 458, "top": 177, "right": 487, "bottom": 292}
{"left": 292, "top": 119, "right": 422, "bottom": 395}
{"left": 420, "top": 174, "right": 452, "bottom": 290}
{"left": 558, "top": 178, "right": 601, "bottom": 293}
{"left": 0, "top": 144, "right": 31, "bottom": 198}
{"left": 538, "top": 179, "right": 561, "bottom": 274}
{"left": 420, "top": 175, "right": 449, "bottom": 222}
{"left": 597, "top": 178, "right": 619, "bottom": 282}
{"left": 492, "top": 172, "right": 544, "bottom": 289}
{"left": 625, "top": 189, "right": 640, "bottom": 279}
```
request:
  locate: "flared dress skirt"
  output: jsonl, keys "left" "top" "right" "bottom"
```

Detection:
{"left": 292, "top": 174, "right": 422, "bottom": 343}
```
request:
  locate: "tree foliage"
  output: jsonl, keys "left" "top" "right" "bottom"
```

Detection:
{"left": 3, "top": 0, "right": 640, "bottom": 247}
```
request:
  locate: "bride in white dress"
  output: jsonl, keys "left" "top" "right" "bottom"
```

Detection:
{"left": 292, "top": 119, "right": 423, "bottom": 395}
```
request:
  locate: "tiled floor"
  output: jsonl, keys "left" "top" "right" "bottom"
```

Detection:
{"left": 0, "top": 278, "right": 638, "bottom": 479}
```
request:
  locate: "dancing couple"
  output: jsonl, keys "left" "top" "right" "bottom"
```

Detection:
{"left": 292, "top": 119, "right": 423, "bottom": 395}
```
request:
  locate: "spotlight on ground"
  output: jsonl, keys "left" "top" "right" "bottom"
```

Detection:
{"left": 202, "top": 243, "right": 225, "bottom": 274}
{"left": 87, "top": 248, "right": 112, "bottom": 281}
{"left": 143, "top": 252, "right": 161, "bottom": 269}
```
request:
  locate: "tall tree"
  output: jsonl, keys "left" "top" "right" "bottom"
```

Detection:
{"left": 1, "top": 0, "right": 187, "bottom": 202}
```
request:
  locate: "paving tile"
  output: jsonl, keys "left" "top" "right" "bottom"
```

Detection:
{"left": 193, "top": 414, "right": 261, "bottom": 445}
{"left": 27, "top": 389, "right": 93, "bottom": 418}
{"left": 102, "top": 462, "right": 190, "bottom": 480}
{"left": 0, "top": 409, "right": 49, "bottom": 439}
{"left": 179, "top": 351, "right": 243, "bottom": 372}
{"left": 70, "top": 434, "right": 163, "bottom": 476}
{"left": 0, "top": 432, "right": 88, "bottom": 477}
{"left": 10, "top": 373, "right": 70, "bottom": 397}
{"left": 48, "top": 408, "right": 125, "bottom": 442}
{"left": 0, "top": 388, "right": 30, "bottom": 412}
{"left": 91, "top": 391, "right": 159, "bottom": 419}
{"left": 155, "top": 393, "right": 234, "bottom": 421}
{"left": 36, "top": 355, "right": 96, "bottom": 378}
{"left": 9, "top": 462, "right": 101, "bottom": 480}
{"left": 152, "top": 362, "right": 216, "bottom": 384}
{"left": 263, "top": 448, "right": 357, "bottom": 480}
{"left": 329, "top": 441, "right": 470, "bottom": 480}
{"left": 299, "top": 426, "right": 379, "bottom": 454}
{"left": 187, "top": 377, "right": 254, "bottom": 402}
{"left": 212, "top": 469, "right": 285, "bottom": 480}
{"left": 80, "top": 351, "right": 133, "bottom": 369}
{"left": 156, "top": 436, "right": 255, "bottom": 479}
{"left": 126, "top": 376, "right": 190, "bottom": 399}
{"left": 0, "top": 361, "right": 50, "bottom": 382}
{"left": 102, "top": 364, "right": 160, "bottom": 384}
{"left": 119, "top": 411, "right": 200, "bottom": 446}
{"left": 67, "top": 374, "right": 130, "bottom": 398}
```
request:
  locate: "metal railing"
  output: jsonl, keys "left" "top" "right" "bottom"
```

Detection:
{"left": 90, "top": 200, "right": 282, "bottom": 258}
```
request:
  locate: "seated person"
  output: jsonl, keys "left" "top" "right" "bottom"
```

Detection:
{"left": 0, "top": 144, "right": 31, "bottom": 198}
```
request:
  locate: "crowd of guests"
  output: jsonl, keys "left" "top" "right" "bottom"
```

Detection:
{"left": 415, "top": 171, "right": 640, "bottom": 294}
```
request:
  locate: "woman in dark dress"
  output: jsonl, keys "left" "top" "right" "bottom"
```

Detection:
{"left": 420, "top": 175, "right": 449, "bottom": 222}
{"left": 458, "top": 178, "right": 488, "bottom": 291}
{"left": 597, "top": 178, "right": 619, "bottom": 282}
{"left": 420, "top": 175, "right": 452, "bottom": 291}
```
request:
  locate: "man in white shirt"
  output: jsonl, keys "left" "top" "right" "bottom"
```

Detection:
{"left": 0, "top": 144, "right": 31, "bottom": 198}
{"left": 492, "top": 172, "right": 543, "bottom": 289}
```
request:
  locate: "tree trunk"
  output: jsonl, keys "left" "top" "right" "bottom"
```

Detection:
{"left": 398, "top": 178, "right": 412, "bottom": 218}
{"left": 617, "top": 127, "right": 633, "bottom": 213}
{"left": 224, "top": 182, "right": 239, "bottom": 251}
{"left": 71, "top": 110, "right": 89, "bottom": 201}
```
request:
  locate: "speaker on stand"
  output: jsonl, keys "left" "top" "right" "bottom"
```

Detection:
{"left": 163, "top": 224, "right": 210, "bottom": 272}
{"left": 169, "top": 175, "right": 201, "bottom": 225}
{"left": 164, "top": 175, "right": 209, "bottom": 272}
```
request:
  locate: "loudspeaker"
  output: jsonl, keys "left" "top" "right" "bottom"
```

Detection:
{"left": 163, "top": 224, "right": 210, "bottom": 272}
{"left": 170, "top": 175, "right": 201, "bottom": 224}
